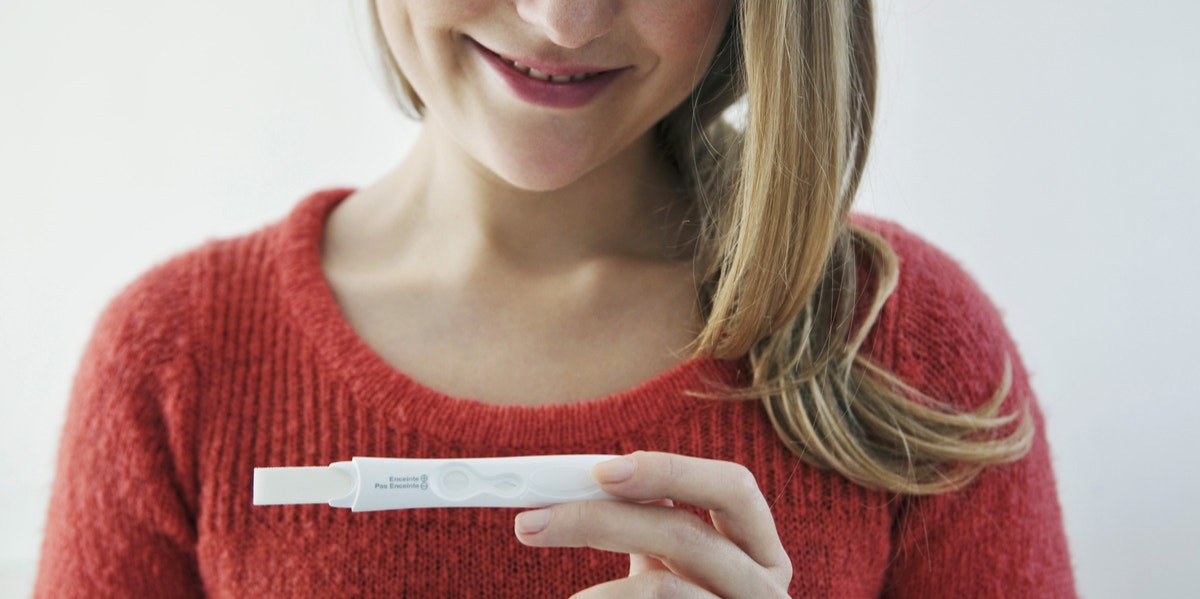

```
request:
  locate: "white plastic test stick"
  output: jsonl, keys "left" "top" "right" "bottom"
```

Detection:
{"left": 253, "top": 455, "right": 622, "bottom": 512}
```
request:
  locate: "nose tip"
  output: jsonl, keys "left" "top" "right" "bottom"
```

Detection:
{"left": 516, "top": 0, "right": 616, "bottom": 49}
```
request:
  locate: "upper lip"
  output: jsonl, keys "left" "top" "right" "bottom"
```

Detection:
{"left": 468, "top": 37, "right": 624, "bottom": 78}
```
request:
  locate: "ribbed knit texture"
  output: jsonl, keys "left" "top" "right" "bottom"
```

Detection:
{"left": 35, "top": 189, "right": 1076, "bottom": 598}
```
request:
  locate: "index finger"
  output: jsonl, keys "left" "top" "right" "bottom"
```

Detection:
{"left": 592, "top": 451, "right": 790, "bottom": 571}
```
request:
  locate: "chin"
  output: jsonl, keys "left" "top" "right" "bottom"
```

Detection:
{"left": 486, "top": 151, "right": 600, "bottom": 193}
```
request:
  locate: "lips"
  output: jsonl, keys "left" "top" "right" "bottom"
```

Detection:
{"left": 470, "top": 38, "right": 616, "bottom": 81}
{"left": 469, "top": 38, "right": 626, "bottom": 109}
{"left": 499, "top": 58, "right": 603, "bottom": 83}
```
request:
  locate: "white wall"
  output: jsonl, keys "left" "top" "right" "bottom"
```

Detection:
{"left": 2, "top": 1, "right": 1195, "bottom": 596}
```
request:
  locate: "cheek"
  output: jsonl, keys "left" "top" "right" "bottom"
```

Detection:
{"left": 375, "top": 1, "right": 492, "bottom": 93}
{"left": 639, "top": 0, "right": 734, "bottom": 75}
{"left": 376, "top": 2, "right": 421, "bottom": 80}
{"left": 628, "top": 1, "right": 735, "bottom": 112}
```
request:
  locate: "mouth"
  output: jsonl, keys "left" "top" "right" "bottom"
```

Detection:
{"left": 468, "top": 38, "right": 616, "bottom": 84}
{"left": 499, "top": 58, "right": 603, "bottom": 83}
{"left": 467, "top": 37, "right": 625, "bottom": 109}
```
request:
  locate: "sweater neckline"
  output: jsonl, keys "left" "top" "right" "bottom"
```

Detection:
{"left": 273, "top": 189, "right": 746, "bottom": 450}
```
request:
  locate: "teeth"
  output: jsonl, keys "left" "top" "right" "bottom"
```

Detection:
{"left": 505, "top": 59, "right": 599, "bottom": 83}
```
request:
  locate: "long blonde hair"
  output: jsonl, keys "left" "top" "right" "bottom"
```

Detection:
{"left": 367, "top": 0, "right": 1032, "bottom": 494}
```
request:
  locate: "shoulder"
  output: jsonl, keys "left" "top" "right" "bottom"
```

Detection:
{"left": 847, "top": 213, "right": 1027, "bottom": 411}
{"left": 88, "top": 247, "right": 207, "bottom": 373}
{"left": 90, "top": 189, "right": 348, "bottom": 367}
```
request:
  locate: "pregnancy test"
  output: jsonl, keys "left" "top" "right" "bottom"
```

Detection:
{"left": 253, "top": 455, "right": 621, "bottom": 511}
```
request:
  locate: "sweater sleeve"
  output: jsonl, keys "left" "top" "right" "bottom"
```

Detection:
{"left": 35, "top": 256, "right": 204, "bottom": 598}
{"left": 855, "top": 220, "right": 1077, "bottom": 598}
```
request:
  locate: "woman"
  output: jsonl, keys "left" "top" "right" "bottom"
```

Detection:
{"left": 35, "top": 1, "right": 1076, "bottom": 597}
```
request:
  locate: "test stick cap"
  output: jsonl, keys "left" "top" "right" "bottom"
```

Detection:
{"left": 253, "top": 466, "right": 355, "bottom": 505}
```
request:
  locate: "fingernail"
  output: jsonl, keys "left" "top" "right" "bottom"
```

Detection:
{"left": 515, "top": 509, "right": 551, "bottom": 535}
{"left": 593, "top": 456, "right": 636, "bottom": 484}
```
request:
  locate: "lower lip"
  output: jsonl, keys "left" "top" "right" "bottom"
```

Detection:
{"left": 472, "top": 42, "right": 623, "bottom": 110}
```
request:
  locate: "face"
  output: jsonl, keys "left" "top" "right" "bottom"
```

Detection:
{"left": 376, "top": 0, "right": 735, "bottom": 192}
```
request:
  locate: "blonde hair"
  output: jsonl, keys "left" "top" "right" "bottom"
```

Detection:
{"left": 368, "top": 0, "right": 1033, "bottom": 494}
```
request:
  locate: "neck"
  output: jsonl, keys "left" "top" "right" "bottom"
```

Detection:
{"left": 320, "top": 125, "right": 706, "bottom": 404}
{"left": 337, "top": 124, "right": 694, "bottom": 275}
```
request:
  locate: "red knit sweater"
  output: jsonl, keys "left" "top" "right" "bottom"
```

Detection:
{"left": 35, "top": 189, "right": 1076, "bottom": 598}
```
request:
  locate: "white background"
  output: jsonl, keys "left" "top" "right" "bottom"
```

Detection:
{"left": 2, "top": 1, "right": 1197, "bottom": 596}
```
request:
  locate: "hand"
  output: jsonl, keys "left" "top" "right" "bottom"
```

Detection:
{"left": 514, "top": 451, "right": 793, "bottom": 598}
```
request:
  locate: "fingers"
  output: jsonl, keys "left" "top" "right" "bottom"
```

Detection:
{"left": 568, "top": 570, "right": 720, "bottom": 599}
{"left": 514, "top": 452, "right": 794, "bottom": 597}
{"left": 516, "top": 501, "right": 758, "bottom": 595}
{"left": 591, "top": 452, "right": 791, "bottom": 573}
{"left": 515, "top": 499, "right": 787, "bottom": 598}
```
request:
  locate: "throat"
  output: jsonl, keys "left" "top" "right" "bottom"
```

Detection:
{"left": 323, "top": 217, "right": 702, "bottom": 406}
